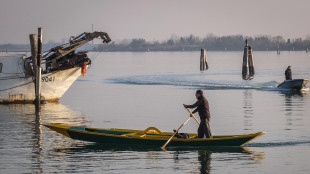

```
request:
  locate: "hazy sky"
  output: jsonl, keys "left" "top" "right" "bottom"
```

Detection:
{"left": 1, "top": 0, "right": 310, "bottom": 44}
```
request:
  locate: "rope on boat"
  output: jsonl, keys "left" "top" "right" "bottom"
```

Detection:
{"left": 90, "top": 43, "right": 109, "bottom": 62}
{"left": 0, "top": 80, "right": 34, "bottom": 92}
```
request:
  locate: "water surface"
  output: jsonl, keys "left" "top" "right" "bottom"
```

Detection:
{"left": 1, "top": 51, "right": 310, "bottom": 173}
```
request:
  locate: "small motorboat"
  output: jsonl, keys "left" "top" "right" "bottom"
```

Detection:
{"left": 44, "top": 124, "right": 266, "bottom": 148}
{"left": 277, "top": 79, "right": 309, "bottom": 90}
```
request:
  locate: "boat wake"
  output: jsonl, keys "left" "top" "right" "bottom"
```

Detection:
{"left": 107, "top": 73, "right": 279, "bottom": 90}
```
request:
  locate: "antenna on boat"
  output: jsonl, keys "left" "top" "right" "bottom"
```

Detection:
{"left": 92, "top": 24, "right": 94, "bottom": 46}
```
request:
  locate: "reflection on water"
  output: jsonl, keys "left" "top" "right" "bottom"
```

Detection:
{"left": 243, "top": 90, "right": 253, "bottom": 130}
{"left": 1, "top": 103, "right": 88, "bottom": 125}
{"left": 33, "top": 107, "right": 43, "bottom": 173}
{"left": 198, "top": 150, "right": 211, "bottom": 174}
{"left": 279, "top": 90, "right": 308, "bottom": 130}
{"left": 0, "top": 103, "right": 87, "bottom": 173}
{"left": 50, "top": 143, "right": 264, "bottom": 174}
{"left": 40, "top": 103, "right": 88, "bottom": 125}
{"left": 279, "top": 89, "right": 308, "bottom": 98}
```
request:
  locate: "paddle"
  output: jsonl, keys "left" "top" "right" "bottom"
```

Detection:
{"left": 185, "top": 108, "right": 200, "bottom": 125}
{"left": 161, "top": 116, "right": 192, "bottom": 150}
{"left": 185, "top": 107, "right": 212, "bottom": 138}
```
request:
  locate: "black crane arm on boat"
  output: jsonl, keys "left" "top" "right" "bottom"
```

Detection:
{"left": 47, "top": 31, "right": 111, "bottom": 61}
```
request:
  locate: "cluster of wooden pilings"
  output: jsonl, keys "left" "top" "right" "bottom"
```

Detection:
{"left": 242, "top": 39, "right": 255, "bottom": 80}
{"left": 200, "top": 48, "right": 208, "bottom": 71}
{"left": 199, "top": 40, "right": 255, "bottom": 80}
{"left": 29, "top": 28, "right": 43, "bottom": 108}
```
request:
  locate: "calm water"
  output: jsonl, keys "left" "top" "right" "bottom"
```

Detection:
{"left": 1, "top": 51, "right": 310, "bottom": 173}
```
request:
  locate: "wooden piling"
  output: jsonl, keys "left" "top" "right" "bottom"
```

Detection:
{"left": 200, "top": 48, "right": 208, "bottom": 71}
{"left": 242, "top": 40, "right": 249, "bottom": 79}
{"left": 29, "top": 34, "right": 38, "bottom": 98}
{"left": 29, "top": 34, "right": 38, "bottom": 67}
{"left": 307, "top": 48, "right": 308, "bottom": 53}
{"left": 242, "top": 39, "right": 255, "bottom": 79}
{"left": 248, "top": 46, "right": 255, "bottom": 76}
{"left": 29, "top": 34, "right": 40, "bottom": 106}
{"left": 37, "top": 28, "right": 42, "bottom": 67}
{"left": 35, "top": 28, "right": 43, "bottom": 106}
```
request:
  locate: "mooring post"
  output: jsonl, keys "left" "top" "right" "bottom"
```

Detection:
{"left": 248, "top": 46, "right": 255, "bottom": 76}
{"left": 277, "top": 46, "right": 280, "bottom": 55}
{"left": 29, "top": 34, "right": 38, "bottom": 103}
{"left": 242, "top": 39, "right": 249, "bottom": 79}
{"left": 200, "top": 48, "right": 208, "bottom": 71}
{"left": 242, "top": 39, "right": 255, "bottom": 79}
{"left": 35, "top": 27, "right": 43, "bottom": 106}
{"left": 306, "top": 48, "right": 308, "bottom": 53}
{"left": 29, "top": 34, "right": 38, "bottom": 70}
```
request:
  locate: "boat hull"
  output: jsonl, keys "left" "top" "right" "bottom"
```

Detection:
{"left": 0, "top": 67, "right": 82, "bottom": 103}
{"left": 277, "top": 79, "right": 308, "bottom": 90}
{"left": 44, "top": 124, "right": 266, "bottom": 148}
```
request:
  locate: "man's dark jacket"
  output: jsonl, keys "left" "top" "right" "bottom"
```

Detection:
{"left": 185, "top": 96, "right": 210, "bottom": 121}
{"left": 285, "top": 68, "right": 292, "bottom": 80}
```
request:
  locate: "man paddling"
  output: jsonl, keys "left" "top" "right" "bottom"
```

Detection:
{"left": 285, "top": 66, "right": 292, "bottom": 80}
{"left": 183, "top": 90, "right": 212, "bottom": 138}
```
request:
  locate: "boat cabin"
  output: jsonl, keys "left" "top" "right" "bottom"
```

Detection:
{"left": 0, "top": 54, "right": 32, "bottom": 79}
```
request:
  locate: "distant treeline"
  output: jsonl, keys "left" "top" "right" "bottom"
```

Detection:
{"left": 1, "top": 34, "right": 310, "bottom": 52}
{"left": 95, "top": 35, "right": 310, "bottom": 52}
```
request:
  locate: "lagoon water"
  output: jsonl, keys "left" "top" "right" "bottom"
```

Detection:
{"left": 1, "top": 51, "right": 310, "bottom": 173}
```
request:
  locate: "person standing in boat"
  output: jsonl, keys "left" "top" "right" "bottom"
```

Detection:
{"left": 183, "top": 90, "right": 212, "bottom": 138}
{"left": 285, "top": 66, "right": 292, "bottom": 80}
